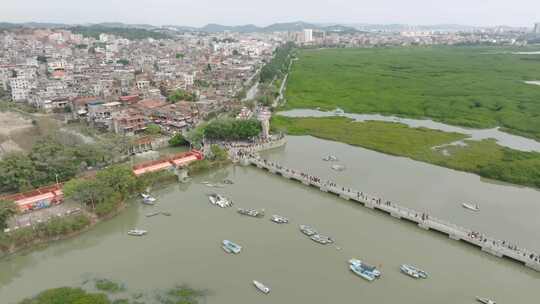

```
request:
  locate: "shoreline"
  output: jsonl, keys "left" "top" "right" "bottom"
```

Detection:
{"left": 0, "top": 203, "right": 126, "bottom": 260}
{"left": 272, "top": 115, "right": 540, "bottom": 190}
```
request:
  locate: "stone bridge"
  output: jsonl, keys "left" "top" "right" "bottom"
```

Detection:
{"left": 240, "top": 155, "right": 540, "bottom": 272}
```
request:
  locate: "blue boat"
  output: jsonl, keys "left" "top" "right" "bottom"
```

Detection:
{"left": 349, "top": 259, "right": 381, "bottom": 281}
{"left": 222, "top": 240, "right": 242, "bottom": 254}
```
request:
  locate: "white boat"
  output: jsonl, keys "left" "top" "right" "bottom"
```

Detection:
{"left": 400, "top": 264, "right": 428, "bottom": 279}
{"left": 141, "top": 193, "right": 156, "bottom": 205}
{"left": 476, "top": 297, "right": 496, "bottom": 304}
{"left": 349, "top": 259, "right": 381, "bottom": 281}
{"left": 462, "top": 203, "right": 480, "bottom": 212}
{"left": 270, "top": 215, "right": 289, "bottom": 224}
{"left": 208, "top": 194, "right": 233, "bottom": 208}
{"left": 253, "top": 280, "right": 270, "bottom": 294}
{"left": 322, "top": 155, "right": 338, "bottom": 162}
{"left": 222, "top": 240, "right": 242, "bottom": 254}
{"left": 127, "top": 229, "right": 147, "bottom": 236}
{"left": 331, "top": 164, "right": 346, "bottom": 171}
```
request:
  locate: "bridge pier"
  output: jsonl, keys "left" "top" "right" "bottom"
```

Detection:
{"left": 418, "top": 223, "right": 430, "bottom": 230}
{"left": 449, "top": 234, "right": 461, "bottom": 241}
{"left": 482, "top": 246, "right": 504, "bottom": 258}
{"left": 339, "top": 194, "right": 350, "bottom": 201}
{"left": 526, "top": 262, "right": 540, "bottom": 272}
{"left": 365, "top": 202, "right": 375, "bottom": 209}
{"left": 239, "top": 158, "right": 250, "bottom": 166}
{"left": 390, "top": 212, "right": 401, "bottom": 219}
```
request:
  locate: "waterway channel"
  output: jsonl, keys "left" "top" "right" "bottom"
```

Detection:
{"left": 279, "top": 109, "right": 540, "bottom": 152}
{"left": 1, "top": 136, "right": 539, "bottom": 303}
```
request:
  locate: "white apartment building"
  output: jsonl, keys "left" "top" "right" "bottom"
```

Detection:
{"left": 304, "top": 29, "right": 314, "bottom": 43}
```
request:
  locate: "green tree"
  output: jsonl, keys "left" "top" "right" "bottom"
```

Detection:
{"left": 18, "top": 287, "right": 110, "bottom": 304}
{"left": 168, "top": 89, "right": 196, "bottom": 103}
{"left": 169, "top": 133, "right": 187, "bottom": 147}
{"left": 145, "top": 124, "right": 162, "bottom": 136}
{"left": 175, "top": 53, "right": 185, "bottom": 59}
{"left": 95, "top": 165, "right": 137, "bottom": 199}
{"left": 0, "top": 200, "right": 16, "bottom": 230}
{"left": 185, "top": 124, "right": 206, "bottom": 149}
{"left": 63, "top": 178, "right": 112, "bottom": 210}
{"left": 204, "top": 118, "right": 261, "bottom": 141}
{"left": 116, "top": 59, "right": 129, "bottom": 65}
{"left": 0, "top": 154, "right": 38, "bottom": 192}
{"left": 210, "top": 145, "right": 228, "bottom": 161}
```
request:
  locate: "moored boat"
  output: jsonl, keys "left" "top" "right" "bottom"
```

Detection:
{"left": 223, "top": 179, "right": 234, "bottom": 185}
{"left": 349, "top": 259, "right": 381, "bottom": 279}
{"left": 145, "top": 212, "right": 160, "bottom": 217}
{"left": 222, "top": 240, "right": 242, "bottom": 254}
{"left": 161, "top": 212, "right": 172, "bottom": 216}
{"left": 310, "top": 234, "right": 334, "bottom": 245}
{"left": 208, "top": 193, "right": 233, "bottom": 208}
{"left": 270, "top": 215, "right": 289, "bottom": 224}
{"left": 322, "top": 155, "right": 338, "bottom": 162}
{"left": 331, "top": 164, "right": 346, "bottom": 171}
{"left": 299, "top": 225, "right": 317, "bottom": 236}
{"left": 237, "top": 208, "right": 265, "bottom": 218}
{"left": 476, "top": 297, "right": 496, "bottom": 304}
{"left": 141, "top": 193, "right": 156, "bottom": 205}
{"left": 253, "top": 280, "right": 270, "bottom": 294}
{"left": 400, "top": 264, "right": 428, "bottom": 279}
{"left": 462, "top": 203, "right": 480, "bottom": 212}
{"left": 127, "top": 229, "right": 147, "bottom": 236}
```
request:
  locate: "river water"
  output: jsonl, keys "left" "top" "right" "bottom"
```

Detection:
{"left": 1, "top": 136, "right": 539, "bottom": 303}
{"left": 280, "top": 109, "right": 540, "bottom": 152}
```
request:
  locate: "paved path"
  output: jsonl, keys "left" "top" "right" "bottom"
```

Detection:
{"left": 239, "top": 154, "right": 540, "bottom": 272}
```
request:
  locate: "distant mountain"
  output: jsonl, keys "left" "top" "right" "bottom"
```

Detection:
{"left": 93, "top": 22, "right": 158, "bottom": 30}
{"left": 0, "top": 21, "right": 527, "bottom": 34}
{"left": 189, "top": 21, "right": 358, "bottom": 33}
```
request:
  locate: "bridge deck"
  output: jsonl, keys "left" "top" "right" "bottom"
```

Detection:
{"left": 242, "top": 156, "right": 540, "bottom": 272}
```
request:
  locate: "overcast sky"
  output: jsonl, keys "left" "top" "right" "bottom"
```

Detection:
{"left": 1, "top": 0, "right": 539, "bottom": 27}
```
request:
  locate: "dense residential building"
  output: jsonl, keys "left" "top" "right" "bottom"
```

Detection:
{"left": 0, "top": 27, "right": 275, "bottom": 134}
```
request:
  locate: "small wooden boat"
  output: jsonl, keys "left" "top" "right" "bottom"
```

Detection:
{"left": 462, "top": 203, "right": 480, "bottom": 212}
{"left": 145, "top": 212, "right": 160, "bottom": 217}
{"left": 476, "top": 297, "right": 496, "bottom": 304}
{"left": 161, "top": 212, "right": 172, "bottom": 216}
{"left": 222, "top": 240, "right": 242, "bottom": 254}
{"left": 127, "top": 229, "right": 147, "bottom": 236}
{"left": 253, "top": 280, "right": 270, "bottom": 294}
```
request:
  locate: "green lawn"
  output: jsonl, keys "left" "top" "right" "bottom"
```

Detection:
{"left": 272, "top": 116, "right": 540, "bottom": 189}
{"left": 285, "top": 47, "right": 540, "bottom": 140}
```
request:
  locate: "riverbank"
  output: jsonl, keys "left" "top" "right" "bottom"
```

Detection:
{"left": 3, "top": 146, "right": 540, "bottom": 303}
{"left": 0, "top": 169, "right": 183, "bottom": 259}
{"left": 0, "top": 203, "right": 126, "bottom": 259}
{"left": 272, "top": 115, "right": 540, "bottom": 189}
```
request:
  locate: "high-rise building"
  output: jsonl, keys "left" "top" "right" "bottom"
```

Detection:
{"left": 534, "top": 23, "right": 540, "bottom": 34}
{"left": 303, "top": 29, "right": 313, "bottom": 43}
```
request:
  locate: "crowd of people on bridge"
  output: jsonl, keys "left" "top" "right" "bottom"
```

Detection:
{"left": 236, "top": 153, "right": 540, "bottom": 265}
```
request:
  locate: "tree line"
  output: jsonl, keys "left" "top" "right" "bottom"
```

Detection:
{"left": 203, "top": 118, "right": 262, "bottom": 141}
{"left": 260, "top": 42, "right": 295, "bottom": 83}
{"left": 0, "top": 132, "right": 126, "bottom": 194}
